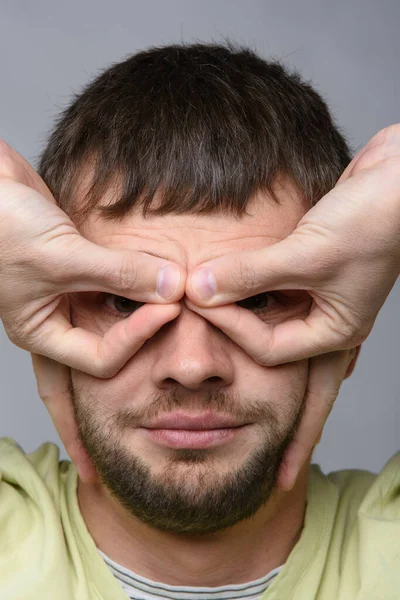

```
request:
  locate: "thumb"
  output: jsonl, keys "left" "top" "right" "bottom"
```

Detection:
{"left": 187, "top": 235, "right": 319, "bottom": 305}
{"left": 0, "top": 139, "right": 57, "bottom": 204}
{"left": 49, "top": 235, "right": 185, "bottom": 304}
{"left": 187, "top": 236, "right": 350, "bottom": 365}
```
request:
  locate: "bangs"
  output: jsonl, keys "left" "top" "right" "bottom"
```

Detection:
{"left": 69, "top": 97, "right": 285, "bottom": 225}
{"left": 38, "top": 42, "right": 352, "bottom": 225}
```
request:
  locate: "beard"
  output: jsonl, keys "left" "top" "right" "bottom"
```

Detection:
{"left": 70, "top": 378, "right": 305, "bottom": 536}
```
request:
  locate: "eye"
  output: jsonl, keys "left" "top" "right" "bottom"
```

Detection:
{"left": 103, "top": 294, "right": 145, "bottom": 315}
{"left": 236, "top": 292, "right": 277, "bottom": 313}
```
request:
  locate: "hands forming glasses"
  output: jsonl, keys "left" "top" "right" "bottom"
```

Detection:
{"left": 1, "top": 125, "right": 399, "bottom": 490}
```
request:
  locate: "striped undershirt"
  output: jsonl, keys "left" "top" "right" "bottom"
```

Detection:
{"left": 99, "top": 549, "right": 284, "bottom": 600}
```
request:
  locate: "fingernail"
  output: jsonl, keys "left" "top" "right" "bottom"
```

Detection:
{"left": 157, "top": 265, "right": 181, "bottom": 299}
{"left": 191, "top": 268, "right": 216, "bottom": 300}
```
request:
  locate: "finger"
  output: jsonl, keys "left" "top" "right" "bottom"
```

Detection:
{"left": 184, "top": 299, "right": 353, "bottom": 366}
{"left": 337, "top": 124, "right": 400, "bottom": 183}
{"left": 276, "top": 351, "right": 351, "bottom": 491}
{"left": 336, "top": 135, "right": 381, "bottom": 184}
{"left": 184, "top": 300, "right": 277, "bottom": 364}
{"left": 0, "top": 140, "right": 56, "bottom": 203}
{"left": 31, "top": 354, "right": 97, "bottom": 482}
{"left": 53, "top": 240, "right": 185, "bottom": 303}
{"left": 37, "top": 302, "right": 182, "bottom": 377}
{"left": 0, "top": 176, "right": 185, "bottom": 304}
{"left": 186, "top": 239, "right": 316, "bottom": 307}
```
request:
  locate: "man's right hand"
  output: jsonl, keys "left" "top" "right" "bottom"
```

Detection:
{"left": 0, "top": 140, "right": 186, "bottom": 480}
{"left": 0, "top": 140, "right": 185, "bottom": 377}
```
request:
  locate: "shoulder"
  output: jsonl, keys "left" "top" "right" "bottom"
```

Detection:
{"left": 307, "top": 449, "right": 400, "bottom": 569}
{"left": 324, "top": 453, "right": 400, "bottom": 592}
{"left": 0, "top": 439, "right": 88, "bottom": 597}
{"left": 0, "top": 436, "right": 75, "bottom": 509}
{"left": 325, "top": 450, "right": 400, "bottom": 518}
{"left": 297, "top": 453, "right": 400, "bottom": 595}
{"left": 306, "top": 451, "right": 400, "bottom": 543}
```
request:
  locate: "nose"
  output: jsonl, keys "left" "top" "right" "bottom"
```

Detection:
{"left": 151, "top": 300, "right": 234, "bottom": 391}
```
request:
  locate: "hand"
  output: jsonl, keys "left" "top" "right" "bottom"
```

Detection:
{"left": 0, "top": 140, "right": 184, "bottom": 477}
{"left": 185, "top": 124, "right": 400, "bottom": 489}
{"left": 0, "top": 140, "right": 185, "bottom": 376}
{"left": 31, "top": 302, "right": 183, "bottom": 482}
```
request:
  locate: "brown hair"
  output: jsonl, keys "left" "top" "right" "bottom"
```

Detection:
{"left": 37, "top": 40, "right": 352, "bottom": 225}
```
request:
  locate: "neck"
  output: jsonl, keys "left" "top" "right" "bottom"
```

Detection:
{"left": 77, "top": 463, "right": 309, "bottom": 587}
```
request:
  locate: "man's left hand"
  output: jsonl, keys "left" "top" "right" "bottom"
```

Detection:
{"left": 185, "top": 125, "right": 400, "bottom": 489}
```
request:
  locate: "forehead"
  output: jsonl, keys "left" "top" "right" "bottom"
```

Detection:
{"left": 79, "top": 179, "right": 308, "bottom": 269}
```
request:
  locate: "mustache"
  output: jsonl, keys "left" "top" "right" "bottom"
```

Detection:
{"left": 69, "top": 374, "right": 304, "bottom": 436}
{"left": 113, "top": 388, "right": 299, "bottom": 432}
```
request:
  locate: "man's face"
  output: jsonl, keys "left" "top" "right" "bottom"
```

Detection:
{"left": 69, "top": 180, "right": 313, "bottom": 535}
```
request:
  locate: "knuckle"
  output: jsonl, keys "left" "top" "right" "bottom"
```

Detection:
{"left": 381, "top": 123, "right": 400, "bottom": 140}
{"left": 326, "top": 315, "right": 365, "bottom": 349}
{"left": 380, "top": 154, "right": 400, "bottom": 175}
{"left": 252, "top": 351, "right": 269, "bottom": 367}
{"left": 96, "top": 363, "right": 118, "bottom": 379}
{"left": 0, "top": 139, "right": 13, "bottom": 164}
{"left": 4, "top": 324, "right": 20, "bottom": 346}
{"left": 5, "top": 309, "right": 50, "bottom": 351}
{"left": 249, "top": 338, "right": 271, "bottom": 367}
{"left": 336, "top": 320, "right": 359, "bottom": 342}
{"left": 372, "top": 125, "right": 395, "bottom": 146}
{"left": 5, "top": 322, "right": 29, "bottom": 349}
{"left": 92, "top": 354, "right": 119, "bottom": 379}
{"left": 356, "top": 324, "right": 372, "bottom": 345}
{"left": 0, "top": 143, "right": 20, "bottom": 182}
{"left": 231, "top": 258, "right": 257, "bottom": 296}
{"left": 342, "top": 320, "right": 371, "bottom": 347}
{"left": 116, "top": 255, "right": 138, "bottom": 294}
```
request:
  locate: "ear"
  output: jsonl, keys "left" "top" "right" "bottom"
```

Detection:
{"left": 343, "top": 345, "right": 362, "bottom": 379}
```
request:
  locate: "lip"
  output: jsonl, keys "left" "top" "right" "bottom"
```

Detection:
{"left": 142, "top": 427, "right": 247, "bottom": 449}
{"left": 142, "top": 411, "right": 247, "bottom": 430}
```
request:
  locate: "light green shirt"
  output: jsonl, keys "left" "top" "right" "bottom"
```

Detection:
{"left": 0, "top": 436, "right": 399, "bottom": 600}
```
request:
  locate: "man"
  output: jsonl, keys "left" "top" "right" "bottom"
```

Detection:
{"left": 0, "top": 42, "right": 399, "bottom": 600}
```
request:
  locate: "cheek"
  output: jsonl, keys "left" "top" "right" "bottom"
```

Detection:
{"left": 70, "top": 355, "right": 151, "bottom": 414}
{"left": 243, "top": 359, "right": 309, "bottom": 408}
{"left": 71, "top": 354, "right": 309, "bottom": 407}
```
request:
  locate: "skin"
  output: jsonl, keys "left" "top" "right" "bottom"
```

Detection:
{"left": 65, "top": 179, "right": 358, "bottom": 586}
{"left": 3, "top": 126, "right": 395, "bottom": 493}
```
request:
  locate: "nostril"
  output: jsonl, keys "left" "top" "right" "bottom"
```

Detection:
{"left": 163, "top": 376, "right": 222, "bottom": 385}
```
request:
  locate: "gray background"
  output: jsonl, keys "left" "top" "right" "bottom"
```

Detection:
{"left": 0, "top": 0, "right": 399, "bottom": 475}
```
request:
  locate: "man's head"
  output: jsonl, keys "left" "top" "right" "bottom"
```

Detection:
{"left": 37, "top": 42, "right": 357, "bottom": 536}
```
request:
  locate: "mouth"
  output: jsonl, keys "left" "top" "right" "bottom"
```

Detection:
{"left": 143, "top": 411, "right": 249, "bottom": 431}
{"left": 142, "top": 427, "right": 249, "bottom": 449}
{"left": 141, "top": 412, "right": 250, "bottom": 449}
